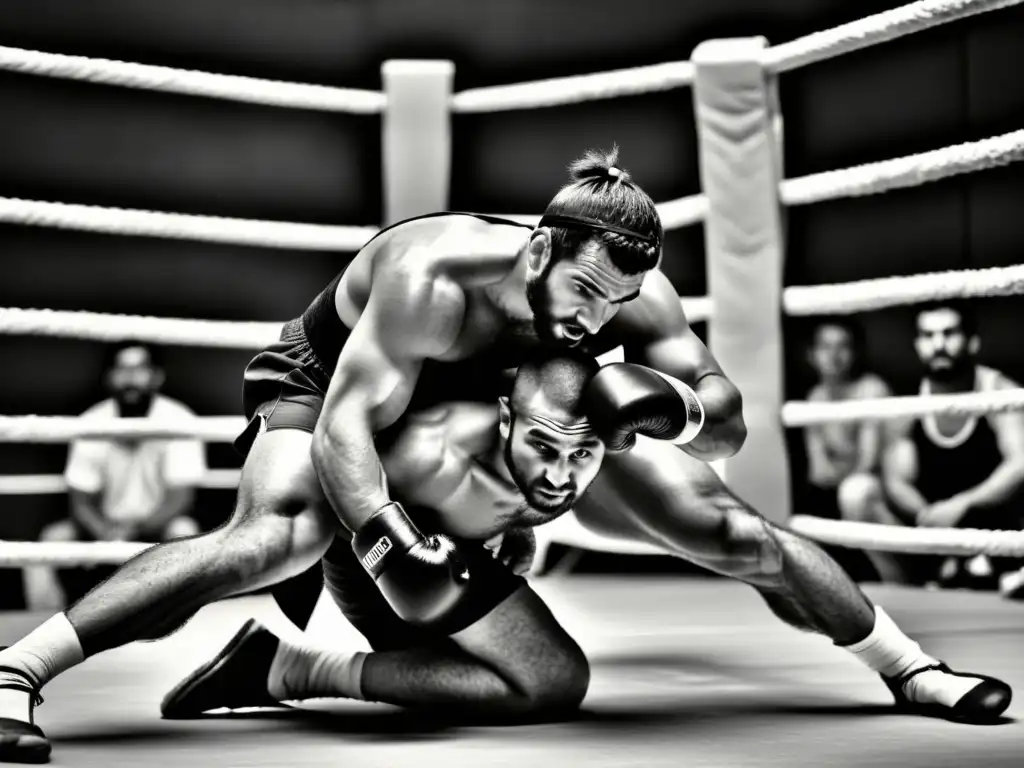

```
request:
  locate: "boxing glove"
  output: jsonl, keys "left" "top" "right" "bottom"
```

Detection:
{"left": 352, "top": 502, "right": 471, "bottom": 626}
{"left": 583, "top": 363, "right": 704, "bottom": 451}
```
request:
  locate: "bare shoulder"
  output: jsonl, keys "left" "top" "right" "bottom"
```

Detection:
{"left": 979, "top": 365, "right": 1021, "bottom": 391}
{"left": 855, "top": 373, "right": 891, "bottom": 398}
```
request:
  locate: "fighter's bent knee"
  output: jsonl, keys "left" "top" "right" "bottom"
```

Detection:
{"left": 717, "top": 506, "right": 785, "bottom": 585}
{"left": 837, "top": 473, "right": 883, "bottom": 522}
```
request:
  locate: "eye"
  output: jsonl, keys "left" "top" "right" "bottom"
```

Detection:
{"left": 530, "top": 442, "right": 555, "bottom": 457}
{"left": 571, "top": 449, "right": 592, "bottom": 461}
{"left": 574, "top": 282, "right": 592, "bottom": 297}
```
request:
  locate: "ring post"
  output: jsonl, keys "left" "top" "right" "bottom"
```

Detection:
{"left": 381, "top": 60, "right": 455, "bottom": 225}
{"left": 691, "top": 38, "right": 790, "bottom": 525}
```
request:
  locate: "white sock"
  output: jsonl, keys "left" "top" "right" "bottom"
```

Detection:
{"left": 841, "top": 606, "right": 981, "bottom": 708}
{"left": 266, "top": 638, "right": 365, "bottom": 702}
{"left": 0, "top": 613, "right": 85, "bottom": 723}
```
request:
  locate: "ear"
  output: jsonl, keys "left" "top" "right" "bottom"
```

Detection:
{"left": 498, "top": 397, "right": 512, "bottom": 440}
{"left": 527, "top": 229, "right": 551, "bottom": 274}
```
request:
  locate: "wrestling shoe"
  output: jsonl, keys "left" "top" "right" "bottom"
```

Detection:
{"left": 883, "top": 662, "right": 1011, "bottom": 724}
{"left": 160, "top": 618, "right": 287, "bottom": 719}
{"left": 0, "top": 658, "right": 49, "bottom": 764}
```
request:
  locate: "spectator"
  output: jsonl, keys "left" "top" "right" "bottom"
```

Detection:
{"left": 801, "top": 316, "right": 891, "bottom": 520}
{"left": 838, "top": 301, "right": 1024, "bottom": 594}
{"left": 24, "top": 342, "right": 205, "bottom": 608}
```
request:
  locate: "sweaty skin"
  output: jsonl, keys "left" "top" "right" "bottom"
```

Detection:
{"left": 381, "top": 403, "right": 529, "bottom": 540}
{"left": 315, "top": 214, "right": 744, "bottom": 535}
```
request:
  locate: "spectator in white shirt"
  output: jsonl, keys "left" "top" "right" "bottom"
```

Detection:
{"left": 25, "top": 342, "right": 205, "bottom": 608}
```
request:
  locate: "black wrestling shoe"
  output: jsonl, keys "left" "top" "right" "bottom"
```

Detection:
{"left": 883, "top": 662, "right": 1012, "bottom": 724}
{"left": 0, "top": 658, "right": 50, "bottom": 764}
{"left": 160, "top": 619, "right": 288, "bottom": 719}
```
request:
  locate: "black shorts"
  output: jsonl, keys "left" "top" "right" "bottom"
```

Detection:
{"left": 234, "top": 318, "right": 337, "bottom": 458}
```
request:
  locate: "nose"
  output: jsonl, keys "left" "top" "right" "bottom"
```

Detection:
{"left": 575, "top": 306, "right": 605, "bottom": 336}
{"left": 543, "top": 459, "right": 572, "bottom": 490}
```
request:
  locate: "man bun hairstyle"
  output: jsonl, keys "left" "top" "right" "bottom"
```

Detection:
{"left": 540, "top": 146, "right": 663, "bottom": 276}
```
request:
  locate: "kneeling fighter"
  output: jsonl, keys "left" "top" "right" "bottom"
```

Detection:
{"left": 160, "top": 350, "right": 702, "bottom": 718}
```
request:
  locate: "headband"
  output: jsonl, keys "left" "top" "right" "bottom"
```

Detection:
{"left": 537, "top": 213, "right": 658, "bottom": 244}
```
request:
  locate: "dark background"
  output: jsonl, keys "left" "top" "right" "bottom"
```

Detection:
{"left": 0, "top": 0, "right": 1021, "bottom": 585}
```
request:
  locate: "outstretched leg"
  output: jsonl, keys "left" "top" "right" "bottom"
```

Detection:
{"left": 572, "top": 439, "right": 1011, "bottom": 722}
{"left": 0, "top": 429, "right": 339, "bottom": 761}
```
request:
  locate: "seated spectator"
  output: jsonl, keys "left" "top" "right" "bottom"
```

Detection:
{"left": 838, "top": 301, "right": 1024, "bottom": 595}
{"left": 24, "top": 342, "right": 205, "bottom": 608}
{"left": 801, "top": 316, "right": 891, "bottom": 520}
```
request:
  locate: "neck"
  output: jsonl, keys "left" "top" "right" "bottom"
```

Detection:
{"left": 819, "top": 373, "right": 852, "bottom": 392}
{"left": 487, "top": 434, "right": 516, "bottom": 485}
{"left": 483, "top": 242, "right": 533, "bottom": 323}
{"left": 924, "top": 366, "right": 975, "bottom": 394}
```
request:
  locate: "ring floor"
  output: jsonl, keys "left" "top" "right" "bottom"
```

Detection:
{"left": 1, "top": 578, "right": 1022, "bottom": 768}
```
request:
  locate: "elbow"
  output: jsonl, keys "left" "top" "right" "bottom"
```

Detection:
{"left": 713, "top": 387, "right": 747, "bottom": 458}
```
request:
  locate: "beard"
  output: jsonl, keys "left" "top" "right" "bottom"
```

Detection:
{"left": 503, "top": 425, "right": 577, "bottom": 521}
{"left": 924, "top": 353, "right": 973, "bottom": 383}
{"left": 525, "top": 262, "right": 563, "bottom": 346}
{"left": 114, "top": 389, "right": 154, "bottom": 418}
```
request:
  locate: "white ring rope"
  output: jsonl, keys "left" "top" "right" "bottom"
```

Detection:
{"left": 0, "top": 540, "right": 152, "bottom": 567}
{"left": 5, "top": 125, "right": 1017, "bottom": 252}
{"left": 450, "top": 62, "right": 695, "bottom": 113}
{"left": 0, "top": 299, "right": 712, "bottom": 349}
{"left": 789, "top": 515, "right": 1024, "bottom": 557}
{"left": 0, "top": 416, "right": 245, "bottom": 443}
{"left": 781, "top": 129, "right": 1024, "bottom": 209}
{"left": 500, "top": 193, "right": 709, "bottom": 233}
{"left": 0, "top": 45, "right": 387, "bottom": 114}
{"left": 784, "top": 263, "right": 1024, "bottom": 317}
{"left": 782, "top": 388, "right": 1024, "bottom": 427}
{"left": 764, "top": 0, "right": 1024, "bottom": 74}
{"left": 0, "top": 308, "right": 282, "bottom": 349}
{"left": 0, "top": 471, "right": 240, "bottom": 495}
{"left": 0, "top": 197, "right": 378, "bottom": 252}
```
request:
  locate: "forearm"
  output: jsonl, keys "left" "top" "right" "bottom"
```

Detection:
{"left": 883, "top": 478, "right": 927, "bottom": 522}
{"left": 957, "top": 460, "right": 1024, "bottom": 510}
{"left": 69, "top": 491, "right": 108, "bottom": 538}
{"left": 313, "top": 408, "right": 392, "bottom": 533}
{"left": 682, "top": 373, "right": 746, "bottom": 461}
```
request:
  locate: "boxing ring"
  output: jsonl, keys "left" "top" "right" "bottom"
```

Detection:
{"left": 1, "top": 0, "right": 1024, "bottom": 764}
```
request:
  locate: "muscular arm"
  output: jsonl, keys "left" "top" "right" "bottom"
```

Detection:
{"left": 312, "top": 256, "right": 466, "bottom": 532}
{"left": 69, "top": 489, "right": 110, "bottom": 539}
{"left": 957, "top": 374, "right": 1024, "bottom": 510}
{"left": 621, "top": 272, "right": 746, "bottom": 460}
{"left": 881, "top": 438, "right": 927, "bottom": 523}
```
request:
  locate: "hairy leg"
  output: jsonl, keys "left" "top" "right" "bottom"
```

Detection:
{"left": 574, "top": 439, "right": 874, "bottom": 644}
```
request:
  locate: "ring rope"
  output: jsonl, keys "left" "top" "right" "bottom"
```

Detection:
{"left": 789, "top": 515, "right": 1024, "bottom": 557}
{"left": 0, "top": 308, "right": 283, "bottom": 349}
{"left": 0, "top": 540, "right": 152, "bottom": 567}
{"left": 0, "top": 45, "right": 387, "bottom": 114}
{"left": 4, "top": 126, "right": 1017, "bottom": 250}
{"left": 450, "top": 61, "right": 695, "bottom": 113}
{"left": 782, "top": 388, "right": 1024, "bottom": 427}
{"left": 0, "top": 471, "right": 240, "bottom": 495}
{"left": 763, "top": 0, "right": 1024, "bottom": 74}
{"left": 2, "top": 2, "right": 1019, "bottom": 116}
{"left": 0, "top": 197, "right": 379, "bottom": 252}
{"left": 499, "top": 193, "right": 708, "bottom": 234}
{"left": 780, "top": 129, "right": 1024, "bottom": 209}
{"left": 0, "top": 416, "right": 245, "bottom": 443}
{"left": 784, "top": 263, "right": 1024, "bottom": 317}
{"left": 0, "top": 299, "right": 710, "bottom": 349}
